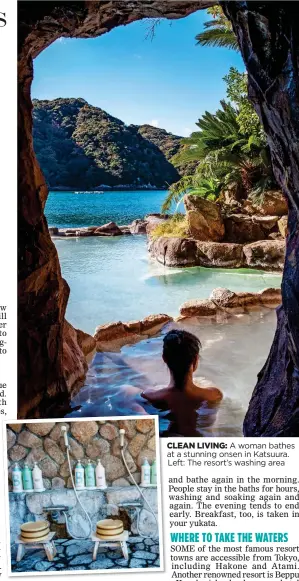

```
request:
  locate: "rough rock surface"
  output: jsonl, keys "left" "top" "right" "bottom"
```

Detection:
{"left": 184, "top": 194, "right": 225, "bottom": 241}
{"left": 196, "top": 241, "right": 244, "bottom": 268}
{"left": 243, "top": 240, "right": 285, "bottom": 271}
{"left": 94, "top": 222, "right": 123, "bottom": 236}
{"left": 148, "top": 237, "right": 200, "bottom": 267}
{"left": 224, "top": 214, "right": 278, "bottom": 243}
{"left": 62, "top": 321, "right": 87, "bottom": 394}
{"left": 75, "top": 329, "right": 96, "bottom": 358}
{"left": 94, "top": 314, "right": 172, "bottom": 351}
{"left": 278, "top": 216, "right": 288, "bottom": 238}
{"left": 179, "top": 287, "right": 282, "bottom": 318}
{"left": 129, "top": 219, "right": 147, "bottom": 234}
{"left": 180, "top": 299, "right": 217, "bottom": 318}
{"left": 243, "top": 191, "right": 288, "bottom": 216}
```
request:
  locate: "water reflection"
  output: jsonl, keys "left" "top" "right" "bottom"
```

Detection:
{"left": 68, "top": 310, "right": 277, "bottom": 437}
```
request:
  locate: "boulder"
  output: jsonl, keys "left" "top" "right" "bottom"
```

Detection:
{"left": 243, "top": 240, "right": 285, "bottom": 271}
{"left": 180, "top": 299, "right": 217, "bottom": 318}
{"left": 196, "top": 241, "right": 244, "bottom": 268}
{"left": 62, "top": 321, "right": 88, "bottom": 393}
{"left": 149, "top": 237, "right": 244, "bottom": 268}
{"left": 75, "top": 328, "right": 96, "bottom": 358}
{"left": 129, "top": 219, "right": 147, "bottom": 234}
{"left": 148, "top": 237, "right": 200, "bottom": 267}
{"left": 258, "top": 287, "right": 282, "bottom": 308}
{"left": 140, "top": 314, "right": 172, "bottom": 333}
{"left": 278, "top": 215, "right": 288, "bottom": 238}
{"left": 94, "top": 222, "right": 123, "bottom": 236}
{"left": 184, "top": 194, "right": 225, "bottom": 241}
{"left": 209, "top": 288, "right": 261, "bottom": 312}
{"left": 224, "top": 214, "right": 279, "bottom": 243}
{"left": 94, "top": 314, "right": 173, "bottom": 352}
{"left": 119, "top": 225, "right": 132, "bottom": 235}
{"left": 243, "top": 191, "right": 288, "bottom": 216}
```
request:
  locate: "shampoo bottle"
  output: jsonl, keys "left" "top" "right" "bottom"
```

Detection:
{"left": 75, "top": 461, "right": 85, "bottom": 490}
{"left": 32, "top": 462, "right": 44, "bottom": 491}
{"left": 12, "top": 463, "right": 23, "bottom": 493}
{"left": 22, "top": 463, "right": 33, "bottom": 491}
{"left": 96, "top": 459, "right": 106, "bottom": 489}
{"left": 150, "top": 459, "right": 157, "bottom": 485}
{"left": 85, "top": 460, "right": 96, "bottom": 488}
{"left": 141, "top": 458, "right": 151, "bottom": 487}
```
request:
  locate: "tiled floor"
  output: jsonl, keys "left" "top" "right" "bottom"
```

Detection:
{"left": 11, "top": 537, "right": 160, "bottom": 573}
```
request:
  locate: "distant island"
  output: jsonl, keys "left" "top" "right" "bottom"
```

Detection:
{"left": 33, "top": 97, "right": 187, "bottom": 190}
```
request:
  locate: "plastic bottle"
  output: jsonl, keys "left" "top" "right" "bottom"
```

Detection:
{"left": 141, "top": 458, "right": 151, "bottom": 486}
{"left": 85, "top": 460, "right": 96, "bottom": 488}
{"left": 150, "top": 459, "right": 157, "bottom": 485}
{"left": 12, "top": 463, "right": 23, "bottom": 493}
{"left": 32, "top": 462, "right": 44, "bottom": 491}
{"left": 96, "top": 459, "right": 106, "bottom": 489}
{"left": 22, "top": 463, "right": 33, "bottom": 491}
{"left": 75, "top": 460, "right": 85, "bottom": 490}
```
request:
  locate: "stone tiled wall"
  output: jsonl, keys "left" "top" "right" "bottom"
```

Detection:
{"left": 7, "top": 419, "right": 156, "bottom": 489}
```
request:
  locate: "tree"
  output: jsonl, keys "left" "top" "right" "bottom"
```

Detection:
{"left": 195, "top": 6, "right": 239, "bottom": 51}
{"left": 163, "top": 91, "right": 275, "bottom": 212}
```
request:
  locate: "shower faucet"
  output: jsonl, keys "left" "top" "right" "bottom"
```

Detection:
{"left": 119, "top": 429, "right": 125, "bottom": 448}
{"left": 61, "top": 425, "right": 70, "bottom": 448}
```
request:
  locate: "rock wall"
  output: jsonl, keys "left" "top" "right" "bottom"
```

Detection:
{"left": 148, "top": 236, "right": 285, "bottom": 271}
{"left": 7, "top": 419, "right": 156, "bottom": 489}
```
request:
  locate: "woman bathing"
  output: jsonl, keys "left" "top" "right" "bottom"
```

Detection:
{"left": 142, "top": 329, "right": 223, "bottom": 436}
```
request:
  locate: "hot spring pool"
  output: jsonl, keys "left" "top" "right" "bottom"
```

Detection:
{"left": 67, "top": 309, "right": 277, "bottom": 437}
{"left": 54, "top": 235, "right": 281, "bottom": 334}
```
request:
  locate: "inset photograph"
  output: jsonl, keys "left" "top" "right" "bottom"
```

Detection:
{"left": 6, "top": 417, "right": 162, "bottom": 575}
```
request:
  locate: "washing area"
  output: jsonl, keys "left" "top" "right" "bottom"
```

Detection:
{"left": 7, "top": 419, "right": 160, "bottom": 573}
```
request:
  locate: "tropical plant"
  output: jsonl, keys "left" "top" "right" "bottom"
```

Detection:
{"left": 195, "top": 6, "right": 239, "bottom": 51}
{"left": 164, "top": 88, "right": 275, "bottom": 213}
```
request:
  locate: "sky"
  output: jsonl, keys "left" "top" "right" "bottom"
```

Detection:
{"left": 32, "top": 11, "right": 244, "bottom": 137}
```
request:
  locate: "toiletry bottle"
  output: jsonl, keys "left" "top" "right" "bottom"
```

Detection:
{"left": 75, "top": 460, "right": 85, "bottom": 490}
{"left": 150, "top": 459, "right": 157, "bottom": 485}
{"left": 32, "top": 462, "right": 44, "bottom": 491}
{"left": 12, "top": 463, "right": 23, "bottom": 493}
{"left": 96, "top": 459, "right": 106, "bottom": 489}
{"left": 85, "top": 460, "right": 96, "bottom": 488}
{"left": 141, "top": 458, "right": 151, "bottom": 486}
{"left": 22, "top": 463, "right": 33, "bottom": 491}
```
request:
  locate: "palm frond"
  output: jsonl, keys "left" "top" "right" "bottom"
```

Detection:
{"left": 195, "top": 27, "right": 239, "bottom": 51}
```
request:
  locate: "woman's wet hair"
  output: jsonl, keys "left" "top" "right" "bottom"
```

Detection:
{"left": 163, "top": 329, "right": 201, "bottom": 391}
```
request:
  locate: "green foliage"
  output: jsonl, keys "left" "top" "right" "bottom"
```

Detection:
{"left": 33, "top": 98, "right": 182, "bottom": 189}
{"left": 150, "top": 214, "right": 188, "bottom": 238}
{"left": 196, "top": 7, "right": 239, "bottom": 51}
{"left": 224, "top": 67, "right": 263, "bottom": 138}
{"left": 164, "top": 74, "right": 276, "bottom": 212}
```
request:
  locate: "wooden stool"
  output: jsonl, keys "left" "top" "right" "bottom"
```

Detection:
{"left": 16, "top": 532, "right": 57, "bottom": 562}
{"left": 91, "top": 531, "right": 129, "bottom": 561}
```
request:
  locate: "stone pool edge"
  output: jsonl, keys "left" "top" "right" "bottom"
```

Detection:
{"left": 89, "top": 287, "right": 281, "bottom": 354}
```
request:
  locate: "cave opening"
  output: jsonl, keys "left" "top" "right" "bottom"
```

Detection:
{"left": 18, "top": 2, "right": 299, "bottom": 435}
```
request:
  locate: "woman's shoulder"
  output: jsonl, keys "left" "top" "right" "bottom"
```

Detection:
{"left": 141, "top": 386, "right": 170, "bottom": 402}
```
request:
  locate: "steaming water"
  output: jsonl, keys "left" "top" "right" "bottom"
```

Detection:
{"left": 67, "top": 310, "right": 277, "bottom": 437}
